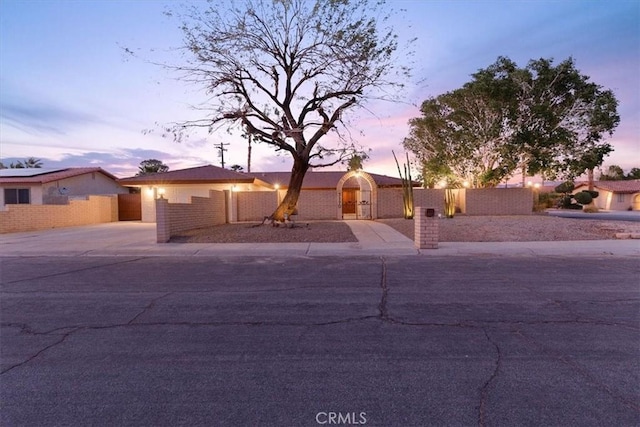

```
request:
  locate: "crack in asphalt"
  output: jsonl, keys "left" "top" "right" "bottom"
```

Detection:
{"left": 1, "top": 327, "right": 81, "bottom": 375}
{"left": 514, "top": 329, "right": 640, "bottom": 413}
{"left": 478, "top": 328, "right": 502, "bottom": 427}
{"left": 0, "top": 257, "right": 146, "bottom": 285}
{"left": 3, "top": 258, "right": 637, "bottom": 427}
{"left": 127, "top": 292, "right": 173, "bottom": 324}
{"left": 378, "top": 256, "right": 389, "bottom": 321}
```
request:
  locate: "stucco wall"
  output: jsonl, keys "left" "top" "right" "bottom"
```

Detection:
{"left": 42, "top": 173, "right": 128, "bottom": 200}
{"left": 0, "top": 184, "right": 43, "bottom": 205}
{"left": 587, "top": 189, "right": 637, "bottom": 211}
{"left": 0, "top": 195, "right": 118, "bottom": 234}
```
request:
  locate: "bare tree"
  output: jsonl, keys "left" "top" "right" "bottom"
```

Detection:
{"left": 161, "top": 0, "right": 411, "bottom": 221}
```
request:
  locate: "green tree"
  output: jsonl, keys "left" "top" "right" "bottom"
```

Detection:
{"left": 404, "top": 57, "right": 619, "bottom": 187}
{"left": 155, "top": 0, "right": 411, "bottom": 221}
{"left": 345, "top": 153, "right": 369, "bottom": 171}
{"left": 626, "top": 168, "right": 640, "bottom": 180}
{"left": 230, "top": 164, "right": 244, "bottom": 172}
{"left": 599, "top": 165, "right": 625, "bottom": 180}
{"left": 136, "top": 159, "right": 169, "bottom": 176}
{"left": 5, "top": 157, "right": 44, "bottom": 168}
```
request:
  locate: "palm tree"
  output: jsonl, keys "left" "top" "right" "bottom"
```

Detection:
{"left": 22, "top": 157, "right": 43, "bottom": 168}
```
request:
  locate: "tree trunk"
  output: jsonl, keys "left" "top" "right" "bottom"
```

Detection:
{"left": 271, "top": 159, "right": 309, "bottom": 221}
{"left": 247, "top": 134, "right": 252, "bottom": 173}
{"left": 587, "top": 168, "right": 594, "bottom": 191}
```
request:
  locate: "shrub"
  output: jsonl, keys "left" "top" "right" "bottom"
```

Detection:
{"left": 574, "top": 191, "right": 593, "bottom": 205}
{"left": 583, "top": 205, "right": 599, "bottom": 213}
{"left": 555, "top": 181, "right": 575, "bottom": 194}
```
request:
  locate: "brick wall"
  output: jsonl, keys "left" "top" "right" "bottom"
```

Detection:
{"left": 381, "top": 187, "right": 531, "bottom": 217}
{"left": 297, "top": 190, "right": 338, "bottom": 220}
{"left": 234, "top": 190, "right": 339, "bottom": 221}
{"left": 377, "top": 188, "right": 405, "bottom": 218}
{"left": 156, "top": 191, "right": 226, "bottom": 243}
{"left": 0, "top": 196, "right": 118, "bottom": 234}
{"left": 413, "top": 189, "right": 447, "bottom": 215}
{"left": 237, "top": 191, "right": 278, "bottom": 221}
{"left": 465, "top": 188, "right": 533, "bottom": 215}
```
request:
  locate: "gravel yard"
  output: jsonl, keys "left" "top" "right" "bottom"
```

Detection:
{"left": 379, "top": 215, "right": 640, "bottom": 242}
{"left": 171, "top": 214, "right": 640, "bottom": 243}
{"left": 171, "top": 221, "right": 358, "bottom": 243}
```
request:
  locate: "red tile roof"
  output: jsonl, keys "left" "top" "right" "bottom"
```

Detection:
{"left": 0, "top": 168, "right": 118, "bottom": 184}
{"left": 118, "top": 165, "right": 256, "bottom": 185}
{"left": 118, "top": 165, "right": 408, "bottom": 189}
{"left": 250, "top": 171, "right": 407, "bottom": 189}
{"left": 575, "top": 180, "right": 640, "bottom": 194}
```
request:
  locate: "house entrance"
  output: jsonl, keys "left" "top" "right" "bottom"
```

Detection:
{"left": 342, "top": 189, "right": 357, "bottom": 215}
{"left": 336, "top": 171, "right": 377, "bottom": 220}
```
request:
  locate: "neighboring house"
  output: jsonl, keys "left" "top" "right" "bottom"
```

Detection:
{"left": 573, "top": 180, "right": 640, "bottom": 211}
{"left": 0, "top": 167, "right": 129, "bottom": 207}
{"left": 118, "top": 164, "right": 407, "bottom": 222}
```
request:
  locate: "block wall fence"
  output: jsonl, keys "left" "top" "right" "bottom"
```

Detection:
{"left": 0, "top": 196, "right": 118, "bottom": 234}
{"left": 154, "top": 188, "right": 533, "bottom": 242}
{"left": 156, "top": 191, "right": 226, "bottom": 243}
{"left": 0, "top": 187, "right": 533, "bottom": 237}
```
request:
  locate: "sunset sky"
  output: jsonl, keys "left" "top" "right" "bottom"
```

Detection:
{"left": 1, "top": 0, "right": 638, "bottom": 180}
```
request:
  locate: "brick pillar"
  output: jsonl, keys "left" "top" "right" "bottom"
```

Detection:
{"left": 156, "top": 198, "right": 170, "bottom": 243}
{"left": 415, "top": 207, "right": 438, "bottom": 249}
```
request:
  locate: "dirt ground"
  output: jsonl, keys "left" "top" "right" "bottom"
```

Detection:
{"left": 171, "top": 214, "right": 640, "bottom": 243}
{"left": 379, "top": 215, "right": 640, "bottom": 242}
{"left": 171, "top": 221, "right": 358, "bottom": 243}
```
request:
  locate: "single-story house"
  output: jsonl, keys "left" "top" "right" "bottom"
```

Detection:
{"left": 0, "top": 167, "right": 129, "bottom": 207}
{"left": 118, "top": 164, "right": 408, "bottom": 222}
{"left": 573, "top": 180, "right": 640, "bottom": 211}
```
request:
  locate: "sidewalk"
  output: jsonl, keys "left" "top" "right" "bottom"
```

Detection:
{"left": 0, "top": 220, "right": 638, "bottom": 257}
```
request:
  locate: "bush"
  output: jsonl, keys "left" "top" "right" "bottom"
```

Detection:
{"left": 555, "top": 181, "right": 575, "bottom": 194}
{"left": 566, "top": 203, "right": 583, "bottom": 210}
{"left": 583, "top": 205, "right": 599, "bottom": 213}
{"left": 586, "top": 190, "right": 599, "bottom": 199}
{"left": 558, "top": 195, "right": 574, "bottom": 208}
{"left": 574, "top": 191, "right": 593, "bottom": 205}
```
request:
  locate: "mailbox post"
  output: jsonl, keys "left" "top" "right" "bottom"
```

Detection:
{"left": 414, "top": 207, "right": 438, "bottom": 249}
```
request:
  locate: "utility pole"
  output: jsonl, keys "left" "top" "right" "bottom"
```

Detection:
{"left": 216, "top": 142, "right": 230, "bottom": 168}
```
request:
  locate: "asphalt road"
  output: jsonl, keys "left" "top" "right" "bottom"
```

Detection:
{"left": 1, "top": 255, "right": 638, "bottom": 426}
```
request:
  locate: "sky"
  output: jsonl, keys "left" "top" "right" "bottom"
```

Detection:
{"left": 1, "top": 0, "right": 638, "bottom": 180}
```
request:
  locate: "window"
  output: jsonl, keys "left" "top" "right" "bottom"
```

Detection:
{"left": 617, "top": 193, "right": 626, "bottom": 203}
{"left": 4, "top": 188, "right": 30, "bottom": 204}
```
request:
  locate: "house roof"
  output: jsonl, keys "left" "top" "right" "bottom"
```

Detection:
{"left": 118, "top": 165, "right": 257, "bottom": 185}
{"left": 0, "top": 167, "right": 119, "bottom": 184}
{"left": 118, "top": 164, "right": 407, "bottom": 189}
{"left": 250, "top": 171, "right": 407, "bottom": 189}
{"left": 575, "top": 180, "right": 640, "bottom": 194}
